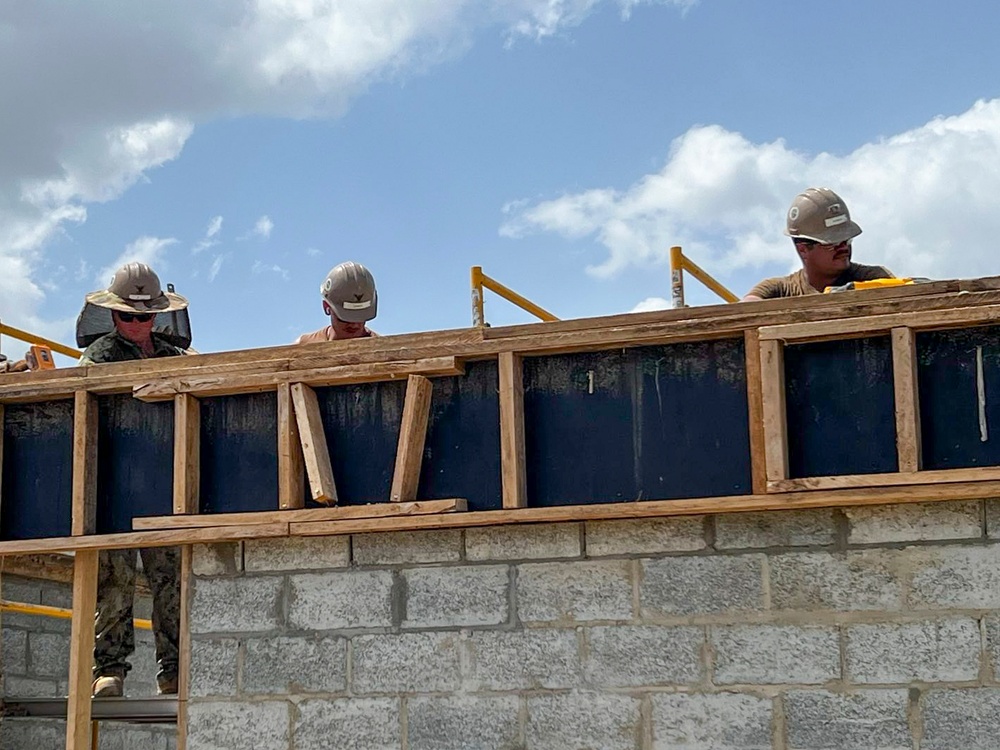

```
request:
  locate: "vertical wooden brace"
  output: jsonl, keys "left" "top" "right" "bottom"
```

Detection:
{"left": 390, "top": 375, "right": 434, "bottom": 502}
{"left": 173, "top": 394, "right": 200, "bottom": 514}
{"left": 0, "top": 403, "right": 5, "bottom": 535}
{"left": 498, "top": 352, "right": 528, "bottom": 509}
{"left": 892, "top": 326, "right": 923, "bottom": 473}
{"left": 760, "top": 339, "right": 789, "bottom": 482}
{"left": 290, "top": 383, "right": 338, "bottom": 505}
{"left": 72, "top": 391, "right": 99, "bottom": 536}
{"left": 277, "top": 383, "right": 305, "bottom": 510}
{"left": 176, "top": 545, "right": 193, "bottom": 750}
{"left": 744, "top": 329, "right": 767, "bottom": 494}
{"left": 65, "top": 549, "right": 99, "bottom": 750}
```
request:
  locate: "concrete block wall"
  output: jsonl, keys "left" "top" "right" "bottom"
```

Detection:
{"left": 1, "top": 574, "right": 176, "bottom": 749}
{"left": 184, "top": 497, "right": 1000, "bottom": 750}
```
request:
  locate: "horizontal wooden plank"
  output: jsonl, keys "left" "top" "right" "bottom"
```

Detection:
{"left": 768, "top": 466, "right": 1000, "bottom": 492}
{"left": 0, "top": 523, "right": 289, "bottom": 556}
{"left": 131, "top": 499, "right": 468, "bottom": 530}
{"left": 759, "top": 303, "right": 1000, "bottom": 343}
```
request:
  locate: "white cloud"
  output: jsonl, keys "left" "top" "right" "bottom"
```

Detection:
{"left": 96, "top": 236, "right": 178, "bottom": 287}
{"left": 206, "top": 216, "right": 224, "bottom": 239}
{"left": 502, "top": 99, "right": 1000, "bottom": 284}
{"left": 253, "top": 215, "right": 274, "bottom": 240}
{"left": 631, "top": 296, "right": 671, "bottom": 313}
{"left": 193, "top": 215, "right": 225, "bottom": 253}
{"left": 306, "top": 247, "right": 321, "bottom": 257}
{"left": 252, "top": 260, "right": 290, "bottom": 280}
{"left": 208, "top": 254, "right": 226, "bottom": 282}
{"left": 0, "top": 0, "right": 691, "bottom": 331}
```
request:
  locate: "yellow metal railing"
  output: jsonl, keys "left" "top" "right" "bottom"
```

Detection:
{"left": 0, "top": 599, "right": 152, "bottom": 631}
{"left": 471, "top": 266, "right": 559, "bottom": 327}
{"left": 669, "top": 246, "right": 739, "bottom": 308}
{"left": 0, "top": 321, "right": 82, "bottom": 359}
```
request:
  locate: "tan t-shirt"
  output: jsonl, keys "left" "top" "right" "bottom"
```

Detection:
{"left": 747, "top": 263, "right": 893, "bottom": 299}
{"left": 294, "top": 326, "right": 378, "bottom": 344}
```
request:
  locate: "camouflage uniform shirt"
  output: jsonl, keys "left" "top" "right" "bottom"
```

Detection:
{"left": 79, "top": 330, "right": 184, "bottom": 365}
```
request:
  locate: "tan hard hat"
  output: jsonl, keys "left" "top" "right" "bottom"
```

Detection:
{"left": 785, "top": 187, "right": 862, "bottom": 245}
{"left": 84, "top": 262, "right": 188, "bottom": 313}
{"left": 321, "top": 261, "right": 377, "bottom": 323}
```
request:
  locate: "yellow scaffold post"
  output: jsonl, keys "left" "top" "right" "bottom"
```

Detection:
{"left": 471, "top": 266, "right": 559, "bottom": 327}
{"left": 669, "top": 246, "right": 739, "bottom": 308}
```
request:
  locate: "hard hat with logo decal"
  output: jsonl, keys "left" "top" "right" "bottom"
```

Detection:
{"left": 84, "top": 262, "right": 188, "bottom": 313}
{"left": 784, "top": 187, "right": 862, "bottom": 245}
{"left": 321, "top": 261, "right": 378, "bottom": 323}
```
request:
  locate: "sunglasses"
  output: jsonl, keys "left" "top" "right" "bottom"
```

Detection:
{"left": 796, "top": 238, "right": 852, "bottom": 251}
{"left": 118, "top": 311, "right": 155, "bottom": 323}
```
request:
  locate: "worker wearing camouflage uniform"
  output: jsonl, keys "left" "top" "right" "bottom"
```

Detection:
{"left": 79, "top": 262, "right": 187, "bottom": 698}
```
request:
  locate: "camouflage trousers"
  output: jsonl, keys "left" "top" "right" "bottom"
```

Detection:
{"left": 94, "top": 546, "right": 180, "bottom": 684}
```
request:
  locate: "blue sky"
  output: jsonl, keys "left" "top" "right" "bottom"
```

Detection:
{"left": 2, "top": 0, "right": 999, "bottom": 358}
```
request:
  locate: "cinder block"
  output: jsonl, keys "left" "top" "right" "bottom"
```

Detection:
{"left": 641, "top": 555, "right": 764, "bottom": 617}
{"left": 186, "top": 700, "right": 289, "bottom": 750}
{"left": 846, "top": 501, "right": 983, "bottom": 544}
{"left": 585, "top": 625, "right": 702, "bottom": 687}
{"left": 715, "top": 509, "right": 835, "bottom": 549}
{"left": 908, "top": 546, "right": 1000, "bottom": 609}
{"left": 0, "top": 719, "right": 65, "bottom": 748}
{"left": 526, "top": 691, "right": 641, "bottom": 750}
{"left": 922, "top": 688, "right": 1000, "bottom": 749}
{"left": 287, "top": 570, "right": 393, "bottom": 631}
{"left": 846, "top": 619, "right": 981, "bottom": 684}
{"left": 245, "top": 536, "right": 350, "bottom": 572}
{"left": 188, "top": 638, "right": 239, "bottom": 698}
{"left": 2, "top": 675, "right": 60, "bottom": 697}
{"left": 585, "top": 517, "right": 707, "bottom": 557}
{"left": 516, "top": 560, "right": 633, "bottom": 623}
{"left": 3, "top": 628, "right": 28, "bottom": 674}
{"left": 651, "top": 692, "right": 772, "bottom": 750}
{"left": 466, "top": 523, "right": 582, "bottom": 560}
{"left": 294, "top": 697, "right": 400, "bottom": 750}
{"left": 464, "top": 629, "right": 581, "bottom": 690}
{"left": 352, "top": 632, "right": 461, "bottom": 694}
{"left": 712, "top": 624, "right": 840, "bottom": 685}
{"left": 769, "top": 550, "right": 903, "bottom": 612}
{"left": 784, "top": 690, "right": 910, "bottom": 750}
{"left": 126, "top": 632, "right": 162, "bottom": 697}
{"left": 0, "top": 577, "right": 42, "bottom": 604}
{"left": 352, "top": 529, "right": 462, "bottom": 565}
{"left": 191, "top": 543, "right": 242, "bottom": 576}
{"left": 189, "top": 576, "right": 283, "bottom": 634}
{"left": 27, "top": 631, "right": 70, "bottom": 677}
{"left": 985, "top": 499, "right": 1000, "bottom": 539}
{"left": 243, "top": 635, "right": 346, "bottom": 694}
{"left": 403, "top": 565, "right": 509, "bottom": 628}
{"left": 39, "top": 579, "right": 73, "bottom": 609}
{"left": 407, "top": 695, "right": 520, "bottom": 750}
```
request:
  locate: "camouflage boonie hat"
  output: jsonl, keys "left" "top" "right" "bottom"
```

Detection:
{"left": 85, "top": 262, "right": 188, "bottom": 313}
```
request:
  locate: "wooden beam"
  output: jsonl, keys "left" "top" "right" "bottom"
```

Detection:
{"left": 277, "top": 383, "right": 305, "bottom": 510}
{"left": 173, "top": 394, "right": 200, "bottom": 515}
{"left": 758, "top": 303, "right": 1000, "bottom": 343}
{"left": 290, "top": 383, "right": 338, "bottom": 505}
{"left": 759, "top": 339, "right": 789, "bottom": 482}
{"left": 891, "top": 327, "right": 922, "bottom": 473}
{"left": 744, "top": 329, "right": 767, "bottom": 494}
{"left": 768, "top": 465, "right": 1000, "bottom": 492}
{"left": 0, "top": 403, "right": 4, "bottom": 537}
{"left": 390, "top": 375, "right": 434, "bottom": 502}
{"left": 72, "top": 391, "right": 99, "bottom": 536}
{"left": 498, "top": 352, "right": 528, "bottom": 509}
{"left": 176, "top": 545, "right": 192, "bottom": 750}
{"left": 132, "top": 499, "right": 468, "bottom": 530}
{"left": 0, "top": 522, "right": 290, "bottom": 556}
{"left": 289, "top": 479, "right": 1000, "bottom": 537}
{"left": 65, "top": 549, "right": 98, "bottom": 750}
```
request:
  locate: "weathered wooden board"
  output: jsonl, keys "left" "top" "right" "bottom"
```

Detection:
{"left": 784, "top": 336, "right": 898, "bottom": 478}
{"left": 918, "top": 326, "right": 1000, "bottom": 470}
{"left": 1, "top": 400, "right": 74, "bottom": 540}
{"left": 96, "top": 395, "right": 174, "bottom": 534}
{"left": 199, "top": 393, "right": 279, "bottom": 514}
{"left": 523, "top": 340, "right": 752, "bottom": 505}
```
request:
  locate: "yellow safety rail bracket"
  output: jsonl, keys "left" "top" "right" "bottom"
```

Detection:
{"left": 669, "top": 246, "right": 739, "bottom": 308}
{"left": 0, "top": 599, "right": 152, "bottom": 630}
{"left": 0, "top": 321, "right": 82, "bottom": 359}
{"left": 471, "top": 266, "right": 559, "bottom": 327}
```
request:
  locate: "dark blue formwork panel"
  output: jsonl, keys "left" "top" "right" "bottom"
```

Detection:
{"left": 200, "top": 392, "right": 278, "bottom": 514}
{"left": 784, "top": 336, "right": 897, "bottom": 478}
{"left": 1, "top": 400, "right": 74, "bottom": 540}
{"left": 918, "top": 325, "right": 1000, "bottom": 470}
{"left": 524, "top": 339, "right": 752, "bottom": 506}
{"left": 97, "top": 395, "right": 174, "bottom": 533}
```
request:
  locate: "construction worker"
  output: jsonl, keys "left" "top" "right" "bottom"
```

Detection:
{"left": 78, "top": 262, "right": 188, "bottom": 698}
{"left": 296, "top": 261, "right": 379, "bottom": 343}
{"left": 742, "top": 188, "right": 893, "bottom": 301}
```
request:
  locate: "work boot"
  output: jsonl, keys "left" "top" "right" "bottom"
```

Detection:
{"left": 157, "top": 674, "right": 178, "bottom": 695}
{"left": 92, "top": 674, "right": 124, "bottom": 698}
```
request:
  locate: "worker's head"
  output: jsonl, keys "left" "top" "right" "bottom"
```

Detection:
{"left": 786, "top": 187, "right": 862, "bottom": 276}
{"left": 321, "top": 261, "right": 377, "bottom": 339}
{"left": 111, "top": 308, "right": 156, "bottom": 344}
